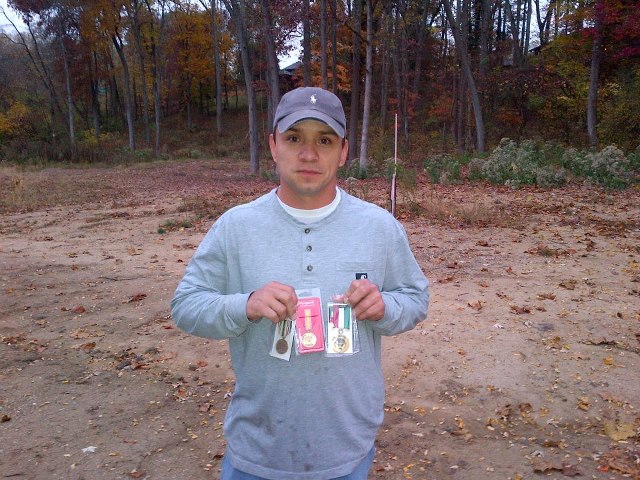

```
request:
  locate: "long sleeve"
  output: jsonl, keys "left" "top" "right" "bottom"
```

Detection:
{"left": 371, "top": 220, "right": 429, "bottom": 336}
{"left": 171, "top": 218, "right": 252, "bottom": 340}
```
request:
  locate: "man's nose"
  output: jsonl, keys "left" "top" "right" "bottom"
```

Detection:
{"left": 298, "top": 142, "right": 319, "bottom": 161}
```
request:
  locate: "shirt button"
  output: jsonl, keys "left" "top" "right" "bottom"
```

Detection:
{"left": 304, "top": 228, "right": 311, "bottom": 234}
{"left": 306, "top": 265, "right": 313, "bottom": 272}
{"left": 306, "top": 245, "right": 312, "bottom": 252}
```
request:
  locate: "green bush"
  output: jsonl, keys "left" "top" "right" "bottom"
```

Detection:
{"left": 482, "top": 138, "right": 539, "bottom": 187}
{"left": 467, "top": 157, "right": 485, "bottom": 181}
{"left": 627, "top": 145, "right": 640, "bottom": 172}
{"left": 535, "top": 167, "right": 568, "bottom": 188}
{"left": 423, "top": 153, "right": 463, "bottom": 184}
{"left": 584, "top": 145, "right": 633, "bottom": 189}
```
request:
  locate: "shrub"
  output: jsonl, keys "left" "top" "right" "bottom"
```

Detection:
{"left": 482, "top": 138, "right": 539, "bottom": 187}
{"left": 423, "top": 153, "right": 463, "bottom": 184}
{"left": 561, "top": 147, "right": 589, "bottom": 176}
{"left": 536, "top": 167, "right": 568, "bottom": 188}
{"left": 467, "top": 157, "right": 485, "bottom": 181}
{"left": 584, "top": 145, "right": 632, "bottom": 189}
{"left": 627, "top": 145, "right": 640, "bottom": 172}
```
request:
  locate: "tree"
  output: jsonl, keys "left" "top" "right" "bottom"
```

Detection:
{"left": 348, "top": 0, "right": 362, "bottom": 165}
{"left": 222, "top": 0, "right": 259, "bottom": 173}
{"left": 126, "top": 0, "right": 151, "bottom": 145}
{"left": 587, "top": 0, "right": 604, "bottom": 148}
{"left": 258, "top": 0, "right": 281, "bottom": 129}
{"left": 199, "top": 0, "right": 224, "bottom": 136}
{"left": 443, "top": 0, "right": 485, "bottom": 152}
{"left": 358, "top": 0, "right": 373, "bottom": 173}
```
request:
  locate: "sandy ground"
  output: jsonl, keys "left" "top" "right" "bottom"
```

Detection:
{"left": 0, "top": 159, "right": 639, "bottom": 480}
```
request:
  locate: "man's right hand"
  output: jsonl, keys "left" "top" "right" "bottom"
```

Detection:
{"left": 246, "top": 282, "right": 298, "bottom": 324}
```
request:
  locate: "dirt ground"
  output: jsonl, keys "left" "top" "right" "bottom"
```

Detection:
{"left": 1, "top": 158, "right": 639, "bottom": 480}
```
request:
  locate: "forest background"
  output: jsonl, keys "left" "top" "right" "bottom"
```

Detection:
{"left": 0, "top": 0, "right": 639, "bottom": 190}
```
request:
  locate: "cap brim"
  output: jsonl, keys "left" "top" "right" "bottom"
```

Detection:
{"left": 277, "top": 110, "right": 345, "bottom": 138}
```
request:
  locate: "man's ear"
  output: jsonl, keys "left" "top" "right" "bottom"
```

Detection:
{"left": 339, "top": 138, "right": 348, "bottom": 167}
{"left": 269, "top": 133, "right": 277, "bottom": 162}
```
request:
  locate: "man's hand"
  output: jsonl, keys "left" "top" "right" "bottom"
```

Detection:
{"left": 246, "top": 282, "right": 298, "bottom": 324}
{"left": 341, "top": 279, "right": 385, "bottom": 321}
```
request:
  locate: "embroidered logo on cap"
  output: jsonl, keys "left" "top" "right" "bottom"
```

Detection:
{"left": 355, "top": 273, "right": 368, "bottom": 280}
{"left": 310, "top": 94, "right": 317, "bottom": 104}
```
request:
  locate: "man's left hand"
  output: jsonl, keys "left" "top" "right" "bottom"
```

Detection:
{"left": 342, "top": 279, "right": 385, "bottom": 321}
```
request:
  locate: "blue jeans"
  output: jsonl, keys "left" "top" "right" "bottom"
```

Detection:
{"left": 221, "top": 447, "right": 375, "bottom": 480}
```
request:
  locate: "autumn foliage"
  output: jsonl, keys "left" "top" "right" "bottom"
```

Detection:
{"left": 0, "top": 0, "right": 638, "bottom": 181}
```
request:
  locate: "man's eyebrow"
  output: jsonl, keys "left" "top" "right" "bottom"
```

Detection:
{"left": 287, "top": 125, "right": 339, "bottom": 137}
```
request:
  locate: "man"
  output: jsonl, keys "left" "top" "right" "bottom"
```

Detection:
{"left": 171, "top": 87, "right": 429, "bottom": 480}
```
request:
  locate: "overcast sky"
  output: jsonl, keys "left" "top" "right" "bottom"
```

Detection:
{"left": 1, "top": 0, "right": 25, "bottom": 32}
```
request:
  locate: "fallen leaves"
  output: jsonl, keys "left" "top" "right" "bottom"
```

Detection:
{"left": 71, "top": 305, "right": 86, "bottom": 314}
{"left": 526, "top": 244, "right": 576, "bottom": 257}
{"left": 603, "top": 421, "right": 638, "bottom": 441}
{"left": 531, "top": 458, "right": 582, "bottom": 476}
{"left": 559, "top": 279, "right": 577, "bottom": 290}
{"left": 127, "top": 292, "right": 147, "bottom": 303}
{"left": 510, "top": 304, "right": 532, "bottom": 314}
{"left": 598, "top": 446, "right": 640, "bottom": 478}
{"left": 467, "top": 300, "right": 483, "bottom": 311}
{"left": 537, "top": 292, "right": 557, "bottom": 300}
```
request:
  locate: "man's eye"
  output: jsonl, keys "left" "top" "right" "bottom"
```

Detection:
{"left": 286, "top": 135, "right": 299, "bottom": 143}
{"left": 319, "top": 137, "right": 331, "bottom": 145}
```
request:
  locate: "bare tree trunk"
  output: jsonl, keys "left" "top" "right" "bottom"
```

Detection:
{"left": 330, "top": 0, "right": 338, "bottom": 93}
{"left": 61, "top": 37, "right": 77, "bottom": 162}
{"left": 302, "top": 0, "right": 312, "bottom": 85}
{"left": 587, "top": 0, "right": 604, "bottom": 148}
{"left": 359, "top": 0, "right": 373, "bottom": 173}
{"left": 258, "top": 0, "right": 281, "bottom": 130}
{"left": 185, "top": 75, "right": 193, "bottom": 130}
{"left": 392, "top": 9, "right": 403, "bottom": 139}
{"left": 479, "top": 0, "right": 490, "bottom": 80}
{"left": 224, "top": 0, "right": 259, "bottom": 173}
{"left": 379, "top": 8, "right": 391, "bottom": 130}
{"left": 144, "top": 0, "right": 168, "bottom": 155}
{"left": 411, "top": 3, "right": 437, "bottom": 113}
{"left": 504, "top": 0, "right": 523, "bottom": 66}
{"left": 90, "top": 51, "right": 101, "bottom": 139}
{"left": 200, "top": 0, "right": 224, "bottom": 136}
{"left": 129, "top": 0, "right": 151, "bottom": 145}
{"left": 212, "top": 0, "right": 223, "bottom": 136}
{"left": 320, "top": 0, "right": 328, "bottom": 89}
{"left": 443, "top": 0, "right": 485, "bottom": 152}
{"left": 456, "top": 70, "right": 466, "bottom": 152}
{"left": 113, "top": 34, "right": 136, "bottom": 151}
{"left": 523, "top": 0, "right": 532, "bottom": 54}
{"left": 348, "top": 0, "right": 362, "bottom": 166}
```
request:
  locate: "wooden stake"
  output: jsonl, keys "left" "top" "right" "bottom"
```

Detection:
{"left": 391, "top": 113, "right": 398, "bottom": 217}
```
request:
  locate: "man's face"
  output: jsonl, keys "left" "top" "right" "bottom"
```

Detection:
{"left": 269, "top": 119, "right": 348, "bottom": 209}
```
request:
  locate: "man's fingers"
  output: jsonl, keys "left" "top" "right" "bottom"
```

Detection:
{"left": 247, "top": 282, "right": 297, "bottom": 323}
{"left": 344, "top": 280, "right": 384, "bottom": 321}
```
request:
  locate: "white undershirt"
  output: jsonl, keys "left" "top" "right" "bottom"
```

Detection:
{"left": 276, "top": 188, "right": 341, "bottom": 224}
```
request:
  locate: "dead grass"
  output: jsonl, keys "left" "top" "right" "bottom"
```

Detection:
{"left": 0, "top": 166, "right": 126, "bottom": 213}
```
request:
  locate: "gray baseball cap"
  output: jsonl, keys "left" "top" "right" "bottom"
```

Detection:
{"left": 274, "top": 87, "right": 346, "bottom": 138}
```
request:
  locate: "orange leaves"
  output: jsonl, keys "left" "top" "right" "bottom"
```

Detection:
{"left": 526, "top": 244, "right": 576, "bottom": 257}
{"left": 127, "top": 292, "right": 147, "bottom": 303}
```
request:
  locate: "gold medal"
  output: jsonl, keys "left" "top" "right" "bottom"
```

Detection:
{"left": 333, "top": 331, "right": 350, "bottom": 353}
{"left": 301, "top": 332, "right": 317, "bottom": 347}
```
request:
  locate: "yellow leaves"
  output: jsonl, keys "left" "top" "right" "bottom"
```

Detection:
{"left": 577, "top": 396, "right": 590, "bottom": 411}
{"left": 0, "top": 101, "right": 30, "bottom": 138}
{"left": 603, "top": 421, "right": 637, "bottom": 441}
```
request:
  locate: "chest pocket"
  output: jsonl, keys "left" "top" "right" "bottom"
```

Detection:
{"left": 333, "top": 261, "right": 384, "bottom": 293}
